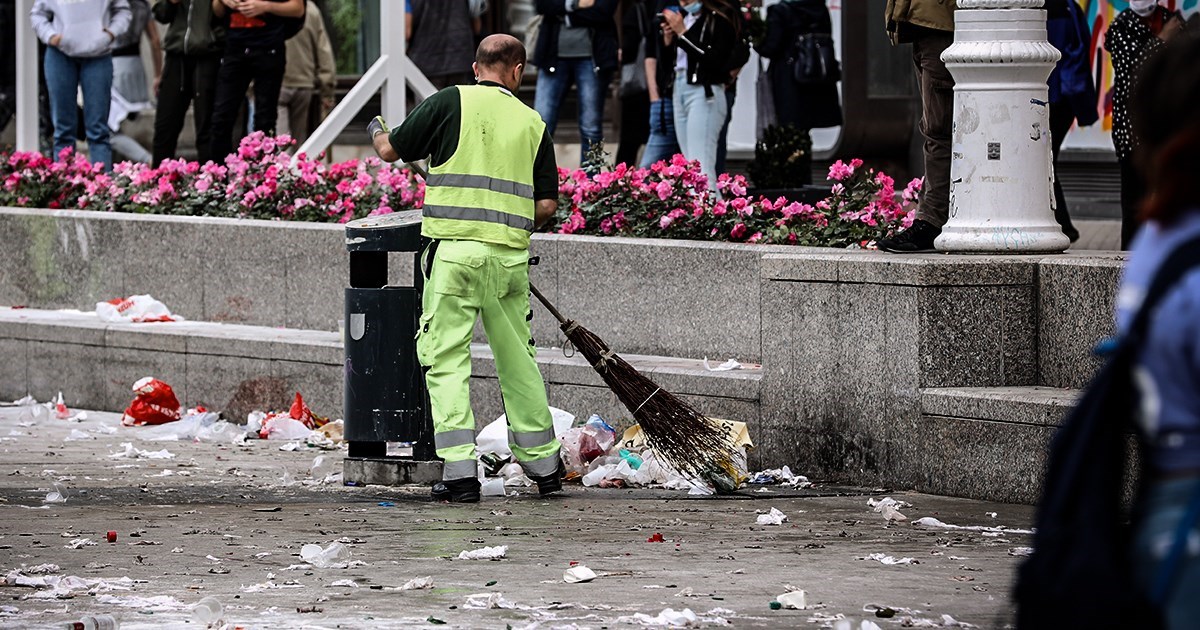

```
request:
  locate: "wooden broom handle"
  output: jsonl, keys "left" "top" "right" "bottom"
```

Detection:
{"left": 529, "top": 283, "right": 568, "bottom": 325}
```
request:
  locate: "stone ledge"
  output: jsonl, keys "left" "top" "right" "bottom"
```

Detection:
{"left": 761, "top": 251, "right": 1039, "bottom": 286}
{"left": 920, "top": 386, "right": 1080, "bottom": 427}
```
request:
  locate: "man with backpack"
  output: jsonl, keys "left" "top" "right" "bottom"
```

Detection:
{"left": 207, "top": 0, "right": 304, "bottom": 160}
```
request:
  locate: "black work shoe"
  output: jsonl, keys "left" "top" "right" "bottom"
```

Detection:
{"left": 431, "top": 478, "right": 481, "bottom": 503}
{"left": 529, "top": 461, "right": 565, "bottom": 497}
{"left": 877, "top": 220, "right": 942, "bottom": 253}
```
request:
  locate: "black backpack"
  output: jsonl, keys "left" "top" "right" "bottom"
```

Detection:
{"left": 1015, "top": 234, "right": 1200, "bottom": 629}
{"left": 790, "top": 32, "right": 838, "bottom": 84}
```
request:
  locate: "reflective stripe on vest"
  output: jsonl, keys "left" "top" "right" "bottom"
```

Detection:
{"left": 423, "top": 205, "right": 535, "bottom": 232}
{"left": 422, "top": 84, "right": 545, "bottom": 250}
{"left": 425, "top": 174, "right": 535, "bottom": 200}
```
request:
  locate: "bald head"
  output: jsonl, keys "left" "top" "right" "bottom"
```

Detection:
{"left": 475, "top": 34, "right": 527, "bottom": 73}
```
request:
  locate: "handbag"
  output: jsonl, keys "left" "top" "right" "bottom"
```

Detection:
{"left": 618, "top": 5, "right": 649, "bottom": 97}
{"left": 789, "top": 32, "right": 840, "bottom": 84}
{"left": 755, "top": 57, "right": 777, "bottom": 137}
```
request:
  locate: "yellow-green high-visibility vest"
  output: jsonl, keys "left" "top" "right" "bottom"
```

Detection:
{"left": 421, "top": 84, "right": 546, "bottom": 250}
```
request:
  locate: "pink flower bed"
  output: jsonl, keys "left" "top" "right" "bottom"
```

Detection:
{"left": 1, "top": 133, "right": 918, "bottom": 248}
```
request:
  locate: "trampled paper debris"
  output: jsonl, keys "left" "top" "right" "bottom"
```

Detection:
{"left": 464, "top": 592, "right": 517, "bottom": 609}
{"left": 868, "top": 497, "right": 911, "bottom": 521}
{"left": 328, "top": 579, "right": 358, "bottom": 588}
{"left": 776, "top": 590, "right": 807, "bottom": 609}
{"left": 393, "top": 576, "right": 434, "bottom": 591}
{"left": 300, "top": 542, "right": 352, "bottom": 569}
{"left": 911, "top": 517, "right": 1033, "bottom": 535}
{"left": 862, "top": 553, "right": 917, "bottom": 566}
{"left": 756, "top": 508, "right": 788, "bottom": 526}
{"left": 109, "top": 442, "right": 175, "bottom": 460}
{"left": 457, "top": 545, "right": 508, "bottom": 560}
{"left": 64, "top": 538, "right": 97, "bottom": 549}
{"left": 833, "top": 620, "right": 882, "bottom": 630}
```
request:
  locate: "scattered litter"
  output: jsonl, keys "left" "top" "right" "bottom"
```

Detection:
{"left": 109, "top": 442, "right": 175, "bottom": 460}
{"left": 391, "top": 576, "right": 433, "bottom": 591}
{"left": 97, "top": 295, "right": 181, "bottom": 323}
{"left": 53, "top": 392, "right": 70, "bottom": 420}
{"left": 747, "top": 466, "right": 809, "bottom": 487}
{"left": 457, "top": 545, "right": 508, "bottom": 560}
{"left": 465, "top": 592, "right": 517, "bottom": 609}
{"left": 310, "top": 455, "right": 341, "bottom": 484}
{"left": 279, "top": 442, "right": 301, "bottom": 452}
{"left": 647, "top": 533, "right": 665, "bottom": 543}
{"left": 300, "top": 542, "right": 352, "bottom": 569}
{"left": 897, "top": 614, "right": 974, "bottom": 628}
{"left": 862, "top": 553, "right": 917, "bottom": 566}
{"left": 22, "top": 564, "right": 60, "bottom": 575}
{"left": 63, "top": 429, "right": 92, "bottom": 442}
{"left": 868, "top": 497, "right": 911, "bottom": 522}
{"left": 864, "top": 604, "right": 920, "bottom": 617}
{"left": 834, "top": 621, "right": 882, "bottom": 630}
{"left": 43, "top": 487, "right": 67, "bottom": 504}
{"left": 702, "top": 358, "right": 743, "bottom": 372}
{"left": 756, "top": 508, "right": 788, "bottom": 526}
{"left": 192, "top": 596, "right": 223, "bottom": 625}
{"left": 564, "top": 565, "right": 597, "bottom": 583}
{"left": 481, "top": 478, "right": 508, "bottom": 497}
{"left": 911, "top": 517, "right": 1033, "bottom": 535}
{"left": 615, "top": 607, "right": 732, "bottom": 627}
{"left": 138, "top": 408, "right": 241, "bottom": 443}
{"left": 1008, "top": 547, "right": 1034, "bottom": 557}
{"left": 120, "top": 377, "right": 182, "bottom": 426}
{"left": 65, "top": 538, "right": 97, "bottom": 549}
{"left": 94, "top": 593, "right": 189, "bottom": 611}
{"left": 776, "top": 590, "right": 807, "bottom": 610}
{"left": 986, "top": 512, "right": 997, "bottom": 518}
{"left": 329, "top": 579, "right": 358, "bottom": 588}
{"left": 253, "top": 393, "right": 330, "bottom": 440}
{"left": 241, "top": 580, "right": 305, "bottom": 593}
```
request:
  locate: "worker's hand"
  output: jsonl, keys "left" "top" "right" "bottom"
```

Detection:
{"left": 367, "top": 116, "right": 390, "bottom": 139}
{"left": 153, "top": 73, "right": 162, "bottom": 96}
{"left": 49, "top": 34, "right": 62, "bottom": 47}
{"left": 577, "top": 0, "right": 596, "bottom": 8}
{"left": 221, "top": 0, "right": 241, "bottom": 10}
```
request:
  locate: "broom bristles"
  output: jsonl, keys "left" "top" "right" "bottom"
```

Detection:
{"left": 562, "top": 321, "right": 738, "bottom": 476}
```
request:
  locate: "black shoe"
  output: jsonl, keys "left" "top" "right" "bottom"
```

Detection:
{"left": 431, "top": 478, "right": 481, "bottom": 503}
{"left": 528, "top": 461, "right": 565, "bottom": 497}
{"left": 877, "top": 220, "right": 942, "bottom": 253}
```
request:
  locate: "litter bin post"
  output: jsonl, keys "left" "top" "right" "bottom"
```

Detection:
{"left": 342, "top": 210, "right": 442, "bottom": 486}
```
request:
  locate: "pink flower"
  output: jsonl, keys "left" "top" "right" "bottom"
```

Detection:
{"left": 659, "top": 215, "right": 674, "bottom": 230}
{"left": 730, "top": 222, "right": 747, "bottom": 240}
{"left": 654, "top": 180, "right": 673, "bottom": 201}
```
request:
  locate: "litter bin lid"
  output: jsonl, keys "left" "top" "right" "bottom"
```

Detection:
{"left": 345, "top": 210, "right": 424, "bottom": 252}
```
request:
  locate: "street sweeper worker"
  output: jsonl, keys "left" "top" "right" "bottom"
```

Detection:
{"left": 368, "top": 34, "right": 563, "bottom": 504}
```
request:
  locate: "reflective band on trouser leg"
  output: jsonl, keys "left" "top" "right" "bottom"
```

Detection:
{"left": 479, "top": 242, "right": 560, "bottom": 479}
{"left": 441, "top": 457, "right": 479, "bottom": 481}
{"left": 420, "top": 242, "right": 486, "bottom": 482}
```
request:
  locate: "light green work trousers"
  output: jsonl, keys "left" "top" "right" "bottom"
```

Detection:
{"left": 417, "top": 239, "right": 560, "bottom": 482}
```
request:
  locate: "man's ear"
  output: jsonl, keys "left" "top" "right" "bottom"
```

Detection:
{"left": 472, "top": 62, "right": 480, "bottom": 81}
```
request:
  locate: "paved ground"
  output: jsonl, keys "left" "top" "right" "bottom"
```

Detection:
{"left": 0, "top": 407, "right": 1035, "bottom": 629}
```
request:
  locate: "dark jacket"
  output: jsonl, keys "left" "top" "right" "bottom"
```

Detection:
{"left": 532, "top": 0, "right": 620, "bottom": 73}
{"left": 755, "top": 0, "right": 842, "bottom": 129}
{"left": 621, "top": 0, "right": 651, "bottom": 65}
{"left": 1046, "top": 0, "right": 1098, "bottom": 127}
{"left": 152, "top": 0, "right": 224, "bottom": 56}
{"left": 648, "top": 1, "right": 741, "bottom": 98}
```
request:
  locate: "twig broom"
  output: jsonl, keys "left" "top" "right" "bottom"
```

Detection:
{"left": 529, "top": 284, "right": 737, "bottom": 477}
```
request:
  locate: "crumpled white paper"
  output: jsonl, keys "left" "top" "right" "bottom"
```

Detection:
{"left": 457, "top": 545, "right": 508, "bottom": 560}
{"left": 756, "top": 508, "right": 788, "bottom": 526}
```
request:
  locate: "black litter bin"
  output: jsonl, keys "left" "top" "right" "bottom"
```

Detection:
{"left": 343, "top": 210, "right": 434, "bottom": 461}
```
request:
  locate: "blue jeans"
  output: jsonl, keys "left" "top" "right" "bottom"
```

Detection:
{"left": 534, "top": 58, "right": 610, "bottom": 167}
{"left": 1133, "top": 476, "right": 1200, "bottom": 629}
{"left": 44, "top": 47, "right": 113, "bottom": 170}
{"left": 673, "top": 75, "right": 727, "bottom": 189}
{"left": 715, "top": 86, "right": 736, "bottom": 175}
{"left": 640, "top": 98, "right": 679, "bottom": 168}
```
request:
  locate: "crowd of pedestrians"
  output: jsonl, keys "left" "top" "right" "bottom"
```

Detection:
{"left": 0, "top": 0, "right": 1193, "bottom": 250}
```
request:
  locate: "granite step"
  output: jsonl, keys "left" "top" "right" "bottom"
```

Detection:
{"left": 0, "top": 308, "right": 762, "bottom": 445}
{"left": 903, "top": 386, "right": 1083, "bottom": 504}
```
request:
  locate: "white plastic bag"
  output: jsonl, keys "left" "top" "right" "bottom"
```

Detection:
{"left": 96, "top": 295, "right": 181, "bottom": 323}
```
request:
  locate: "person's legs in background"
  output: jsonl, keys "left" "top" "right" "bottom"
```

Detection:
{"left": 209, "top": 48, "right": 256, "bottom": 160}
{"left": 1048, "top": 101, "right": 1079, "bottom": 242}
{"left": 640, "top": 97, "right": 679, "bottom": 167}
{"left": 672, "top": 74, "right": 690, "bottom": 160}
{"left": 43, "top": 46, "right": 80, "bottom": 160}
{"left": 574, "top": 60, "right": 610, "bottom": 168}
{"left": 78, "top": 54, "right": 114, "bottom": 169}
{"left": 153, "top": 54, "right": 190, "bottom": 165}
{"left": 615, "top": 90, "right": 649, "bottom": 167}
{"left": 912, "top": 32, "right": 954, "bottom": 230}
{"left": 715, "top": 85, "right": 735, "bottom": 175}
{"left": 1118, "top": 157, "right": 1145, "bottom": 250}
{"left": 193, "top": 56, "right": 220, "bottom": 163}
{"left": 676, "top": 82, "right": 726, "bottom": 190}
{"left": 249, "top": 48, "right": 286, "bottom": 135}
{"left": 534, "top": 65, "right": 573, "bottom": 138}
{"left": 277, "top": 86, "right": 313, "bottom": 144}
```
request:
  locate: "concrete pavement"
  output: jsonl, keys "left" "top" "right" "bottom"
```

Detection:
{"left": 0, "top": 407, "right": 1034, "bottom": 629}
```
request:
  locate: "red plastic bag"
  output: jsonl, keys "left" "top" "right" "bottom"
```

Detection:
{"left": 288, "top": 392, "right": 328, "bottom": 429}
{"left": 121, "top": 377, "right": 182, "bottom": 426}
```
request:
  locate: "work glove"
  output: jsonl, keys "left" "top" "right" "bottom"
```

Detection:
{"left": 367, "top": 115, "right": 389, "bottom": 139}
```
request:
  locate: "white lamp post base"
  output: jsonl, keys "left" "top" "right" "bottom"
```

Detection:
{"left": 936, "top": 3, "right": 1069, "bottom": 254}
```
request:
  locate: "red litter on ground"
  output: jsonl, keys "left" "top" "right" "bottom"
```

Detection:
{"left": 121, "top": 377, "right": 182, "bottom": 426}
{"left": 647, "top": 533, "right": 665, "bottom": 543}
{"left": 106, "top": 531, "right": 117, "bottom": 543}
